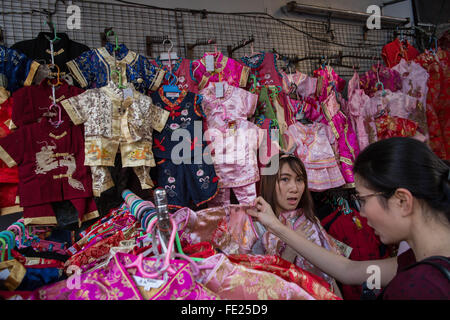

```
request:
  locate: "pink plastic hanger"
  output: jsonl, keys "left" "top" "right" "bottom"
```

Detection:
{"left": 124, "top": 216, "right": 177, "bottom": 278}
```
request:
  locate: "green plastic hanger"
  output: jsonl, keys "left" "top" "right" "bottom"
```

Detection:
{"left": 111, "top": 69, "right": 127, "bottom": 89}
{"left": 106, "top": 29, "right": 120, "bottom": 51}
{"left": 44, "top": 20, "right": 61, "bottom": 42}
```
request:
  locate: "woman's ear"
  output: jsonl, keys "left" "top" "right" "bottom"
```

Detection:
{"left": 393, "top": 188, "right": 414, "bottom": 217}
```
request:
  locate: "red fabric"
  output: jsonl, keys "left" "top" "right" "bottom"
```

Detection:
{"left": 0, "top": 290, "right": 32, "bottom": 300}
{"left": 11, "top": 80, "right": 84, "bottom": 128}
{"left": 0, "top": 118, "right": 93, "bottom": 208}
{"left": 321, "top": 208, "right": 389, "bottom": 300}
{"left": 181, "top": 241, "right": 216, "bottom": 259}
{"left": 0, "top": 98, "right": 19, "bottom": 210}
{"left": 64, "top": 230, "right": 126, "bottom": 270}
{"left": 227, "top": 254, "right": 341, "bottom": 300}
{"left": 382, "top": 38, "right": 420, "bottom": 68}
{"left": 374, "top": 113, "right": 418, "bottom": 140}
{"left": 415, "top": 49, "right": 450, "bottom": 160}
{"left": 382, "top": 249, "right": 450, "bottom": 300}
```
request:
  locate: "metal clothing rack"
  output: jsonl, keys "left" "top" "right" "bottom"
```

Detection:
{"left": 0, "top": 0, "right": 420, "bottom": 80}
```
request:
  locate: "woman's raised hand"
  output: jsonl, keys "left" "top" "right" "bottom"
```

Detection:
{"left": 246, "top": 196, "right": 281, "bottom": 232}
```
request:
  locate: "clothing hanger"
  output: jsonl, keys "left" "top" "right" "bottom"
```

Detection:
{"left": 162, "top": 40, "right": 181, "bottom": 94}
{"left": 44, "top": 20, "right": 61, "bottom": 43}
{"left": 106, "top": 29, "right": 120, "bottom": 52}
{"left": 160, "top": 39, "right": 179, "bottom": 65}
{"left": 110, "top": 69, "right": 126, "bottom": 89}
{"left": 0, "top": 231, "right": 14, "bottom": 261}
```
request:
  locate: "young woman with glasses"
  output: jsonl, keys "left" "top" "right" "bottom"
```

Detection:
{"left": 247, "top": 137, "right": 450, "bottom": 299}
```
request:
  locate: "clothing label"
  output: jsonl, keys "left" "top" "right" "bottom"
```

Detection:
{"left": 133, "top": 275, "right": 166, "bottom": 291}
{"left": 205, "top": 54, "right": 215, "bottom": 72}
{"left": 166, "top": 92, "right": 180, "bottom": 98}
{"left": 332, "top": 238, "right": 353, "bottom": 258}
{"left": 123, "top": 88, "right": 133, "bottom": 100}
{"left": 0, "top": 268, "right": 11, "bottom": 280}
{"left": 215, "top": 82, "right": 224, "bottom": 98}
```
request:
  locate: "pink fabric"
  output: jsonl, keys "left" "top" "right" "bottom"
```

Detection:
{"left": 286, "top": 121, "right": 345, "bottom": 191}
{"left": 262, "top": 209, "right": 342, "bottom": 286}
{"left": 281, "top": 71, "right": 318, "bottom": 99}
{"left": 369, "top": 90, "right": 426, "bottom": 141}
{"left": 192, "top": 52, "right": 249, "bottom": 90}
{"left": 347, "top": 72, "right": 373, "bottom": 151}
{"left": 208, "top": 182, "right": 257, "bottom": 207}
{"left": 321, "top": 93, "right": 359, "bottom": 185}
{"left": 239, "top": 52, "right": 283, "bottom": 88}
{"left": 196, "top": 253, "right": 316, "bottom": 300}
{"left": 392, "top": 59, "right": 430, "bottom": 140}
{"left": 205, "top": 119, "right": 262, "bottom": 189}
{"left": 30, "top": 252, "right": 217, "bottom": 300}
{"left": 313, "top": 66, "right": 346, "bottom": 103}
{"left": 201, "top": 83, "right": 261, "bottom": 189}
{"left": 359, "top": 64, "right": 403, "bottom": 98}
{"left": 173, "top": 204, "right": 259, "bottom": 255}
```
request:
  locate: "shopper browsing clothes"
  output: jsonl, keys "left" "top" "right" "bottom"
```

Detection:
{"left": 247, "top": 137, "right": 450, "bottom": 300}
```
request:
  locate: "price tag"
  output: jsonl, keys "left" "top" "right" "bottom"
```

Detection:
{"left": 133, "top": 275, "right": 166, "bottom": 291}
{"left": 0, "top": 268, "right": 10, "bottom": 280}
{"left": 205, "top": 54, "right": 215, "bottom": 72}
{"left": 123, "top": 88, "right": 133, "bottom": 100}
{"left": 166, "top": 92, "right": 180, "bottom": 98}
{"left": 215, "top": 82, "right": 224, "bottom": 98}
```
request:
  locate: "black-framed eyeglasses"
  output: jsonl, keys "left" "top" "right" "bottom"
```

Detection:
{"left": 354, "top": 192, "right": 385, "bottom": 211}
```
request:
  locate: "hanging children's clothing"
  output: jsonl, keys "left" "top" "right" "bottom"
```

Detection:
{"left": 392, "top": 59, "right": 430, "bottom": 141}
{"left": 381, "top": 37, "right": 420, "bottom": 68}
{"left": 320, "top": 92, "right": 359, "bottom": 186}
{"left": 12, "top": 32, "right": 89, "bottom": 77}
{"left": 358, "top": 64, "right": 403, "bottom": 98}
{"left": 0, "top": 117, "right": 98, "bottom": 226}
{"left": 152, "top": 57, "right": 199, "bottom": 93}
{"left": 239, "top": 52, "right": 283, "bottom": 89}
{"left": 313, "top": 65, "right": 346, "bottom": 103}
{"left": 369, "top": 89, "right": 427, "bottom": 141}
{"left": 66, "top": 43, "right": 165, "bottom": 93}
{"left": 150, "top": 88, "right": 219, "bottom": 209}
{"left": 200, "top": 82, "right": 260, "bottom": 205}
{"left": 0, "top": 45, "right": 40, "bottom": 92}
{"left": 11, "top": 79, "right": 84, "bottom": 128}
{"left": 0, "top": 96, "right": 21, "bottom": 215}
{"left": 281, "top": 70, "right": 318, "bottom": 100}
{"left": 192, "top": 52, "right": 250, "bottom": 90}
{"left": 415, "top": 48, "right": 450, "bottom": 160}
{"left": 60, "top": 80, "right": 169, "bottom": 196}
{"left": 286, "top": 121, "right": 346, "bottom": 191}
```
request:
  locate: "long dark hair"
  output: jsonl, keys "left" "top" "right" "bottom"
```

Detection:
{"left": 260, "top": 154, "right": 316, "bottom": 223}
{"left": 353, "top": 137, "right": 450, "bottom": 223}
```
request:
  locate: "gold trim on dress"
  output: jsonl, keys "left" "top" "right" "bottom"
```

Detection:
{"left": 66, "top": 60, "right": 88, "bottom": 88}
{"left": 150, "top": 69, "right": 166, "bottom": 91}
{"left": 0, "top": 205, "right": 23, "bottom": 216}
{"left": 0, "top": 145, "right": 17, "bottom": 168}
{"left": 240, "top": 66, "right": 250, "bottom": 88}
{"left": 24, "top": 216, "right": 58, "bottom": 226}
{"left": 24, "top": 61, "right": 41, "bottom": 87}
{"left": 61, "top": 99, "right": 84, "bottom": 125}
